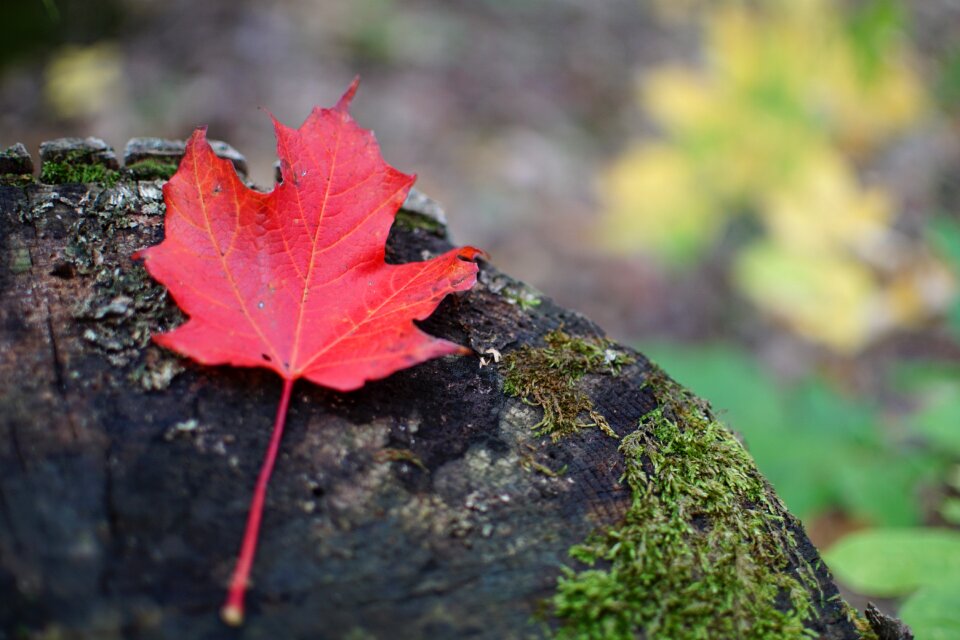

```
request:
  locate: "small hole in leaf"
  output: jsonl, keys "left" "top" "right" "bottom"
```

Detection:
{"left": 258, "top": 301, "right": 265, "bottom": 309}
{"left": 213, "top": 184, "right": 222, "bottom": 194}
{"left": 262, "top": 354, "right": 272, "bottom": 362}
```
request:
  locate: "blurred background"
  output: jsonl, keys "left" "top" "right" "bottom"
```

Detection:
{"left": 3, "top": 0, "right": 960, "bottom": 633}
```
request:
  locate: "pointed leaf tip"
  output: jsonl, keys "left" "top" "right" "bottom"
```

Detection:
{"left": 335, "top": 76, "right": 361, "bottom": 112}
{"left": 181, "top": 127, "right": 212, "bottom": 163}
{"left": 189, "top": 126, "right": 209, "bottom": 143}
{"left": 458, "top": 246, "right": 486, "bottom": 261}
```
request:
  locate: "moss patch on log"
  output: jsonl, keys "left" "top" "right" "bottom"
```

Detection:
{"left": 548, "top": 369, "right": 819, "bottom": 639}
{"left": 502, "top": 285, "right": 541, "bottom": 311}
{"left": 501, "top": 330, "right": 633, "bottom": 441}
{"left": 40, "top": 160, "right": 120, "bottom": 186}
{"left": 478, "top": 269, "right": 543, "bottom": 312}
{"left": 393, "top": 208, "right": 446, "bottom": 235}
{"left": 124, "top": 159, "right": 178, "bottom": 181}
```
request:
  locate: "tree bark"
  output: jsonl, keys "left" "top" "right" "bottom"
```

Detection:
{"left": 0, "top": 139, "right": 885, "bottom": 639}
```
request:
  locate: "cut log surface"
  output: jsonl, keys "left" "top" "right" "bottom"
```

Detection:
{"left": 0, "top": 140, "right": 883, "bottom": 639}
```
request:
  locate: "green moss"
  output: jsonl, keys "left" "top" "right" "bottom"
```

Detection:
{"left": 480, "top": 270, "right": 542, "bottom": 311}
{"left": 502, "top": 284, "right": 541, "bottom": 310}
{"left": 124, "top": 159, "right": 178, "bottom": 181}
{"left": 502, "top": 330, "right": 633, "bottom": 441}
{"left": 548, "top": 370, "right": 818, "bottom": 639}
{"left": 393, "top": 209, "right": 446, "bottom": 235}
{"left": 520, "top": 452, "right": 567, "bottom": 477}
{"left": 8, "top": 246, "right": 32, "bottom": 274}
{"left": 844, "top": 601, "right": 880, "bottom": 640}
{"left": 40, "top": 161, "right": 119, "bottom": 186}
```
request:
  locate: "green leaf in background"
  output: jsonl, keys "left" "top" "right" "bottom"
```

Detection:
{"left": 899, "top": 581, "right": 960, "bottom": 640}
{"left": 929, "top": 216, "right": 960, "bottom": 268}
{"left": 787, "top": 378, "right": 877, "bottom": 445}
{"left": 893, "top": 360, "right": 960, "bottom": 392}
{"left": 928, "top": 215, "right": 960, "bottom": 337}
{"left": 824, "top": 528, "right": 960, "bottom": 596}
{"left": 948, "top": 466, "right": 960, "bottom": 493}
{"left": 938, "top": 497, "right": 960, "bottom": 525}
{"left": 640, "top": 343, "right": 784, "bottom": 428}
{"left": 912, "top": 384, "right": 960, "bottom": 457}
{"left": 835, "top": 453, "right": 929, "bottom": 526}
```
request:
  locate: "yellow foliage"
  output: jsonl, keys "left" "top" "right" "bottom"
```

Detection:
{"left": 44, "top": 43, "right": 122, "bottom": 120}
{"left": 642, "top": 63, "right": 821, "bottom": 200}
{"left": 651, "top": 0, "right": 926, "bottom": 151}
{"left": 761, "top": 151, "right": 892, "bottom": 258}
{"left": 643, "top": 66, "right": 715, "bottom": 136}
{"left": 600, "top": 144, "right": 719, "bottom": 262}
{"left": 735, "top": 242, "right": 878, "bottom": 351}
{"left": 737, "top": 241, "right": 957, "bottom": 352}
{"left": 883, "top": 258, "right": 957, "bottom": 332}
{"left": 600, "top": 0, "right": 953, "bottom": 351}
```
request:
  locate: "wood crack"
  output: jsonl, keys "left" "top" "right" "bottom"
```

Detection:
{"left": 0, "top": 481, "right": 22, "bottom": 555}
{"left": 7, "top": 418, "right": 27, "bottom": 473}
{"left": 45, "top": 302, "right": 80, "bottom": 442}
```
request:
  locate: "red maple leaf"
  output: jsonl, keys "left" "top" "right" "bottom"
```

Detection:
{"left": 135, "top": 79, "right": 481, "bottom": 625}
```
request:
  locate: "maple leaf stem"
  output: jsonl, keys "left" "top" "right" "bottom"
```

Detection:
{"left": 221, "top": 377, "right": 295, "bottom": 626}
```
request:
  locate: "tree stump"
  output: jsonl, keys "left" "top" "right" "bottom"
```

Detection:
{"left": 0, "top": 139, "right": 894, "bottom": 639}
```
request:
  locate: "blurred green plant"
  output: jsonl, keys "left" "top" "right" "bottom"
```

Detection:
{"left": 928, "top": 216, "right": 960, "bottom": 335}
{"left": 615, "top": 0, "right": 960, "bottom": 630}
{"left": 643, "top": 343, "right": 951, "bottom": 526}
{"left": 602, "top": 0, "right": 955, "bottom": 352}
{"left": 935, "top": 46, "right": 960, "bottom": 114}
{"left": 643, "top": 207, "right": 960, "bottom": 630}
{"left": 647, "top": 340, "right": 960, "bottom": 630}
{"left": 826, "top": 529, "right": 960, "bottom": 639}
{"left": 0, "top": 0, "right": 122, "bottom": 72}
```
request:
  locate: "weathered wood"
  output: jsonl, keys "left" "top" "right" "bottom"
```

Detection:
{"left": 0, "top": 140, "right": 884, "bottom": 639}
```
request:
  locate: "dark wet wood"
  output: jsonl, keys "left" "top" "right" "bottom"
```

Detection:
{"left": 0, "top": 157, "right": 867, "bottom": 639}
